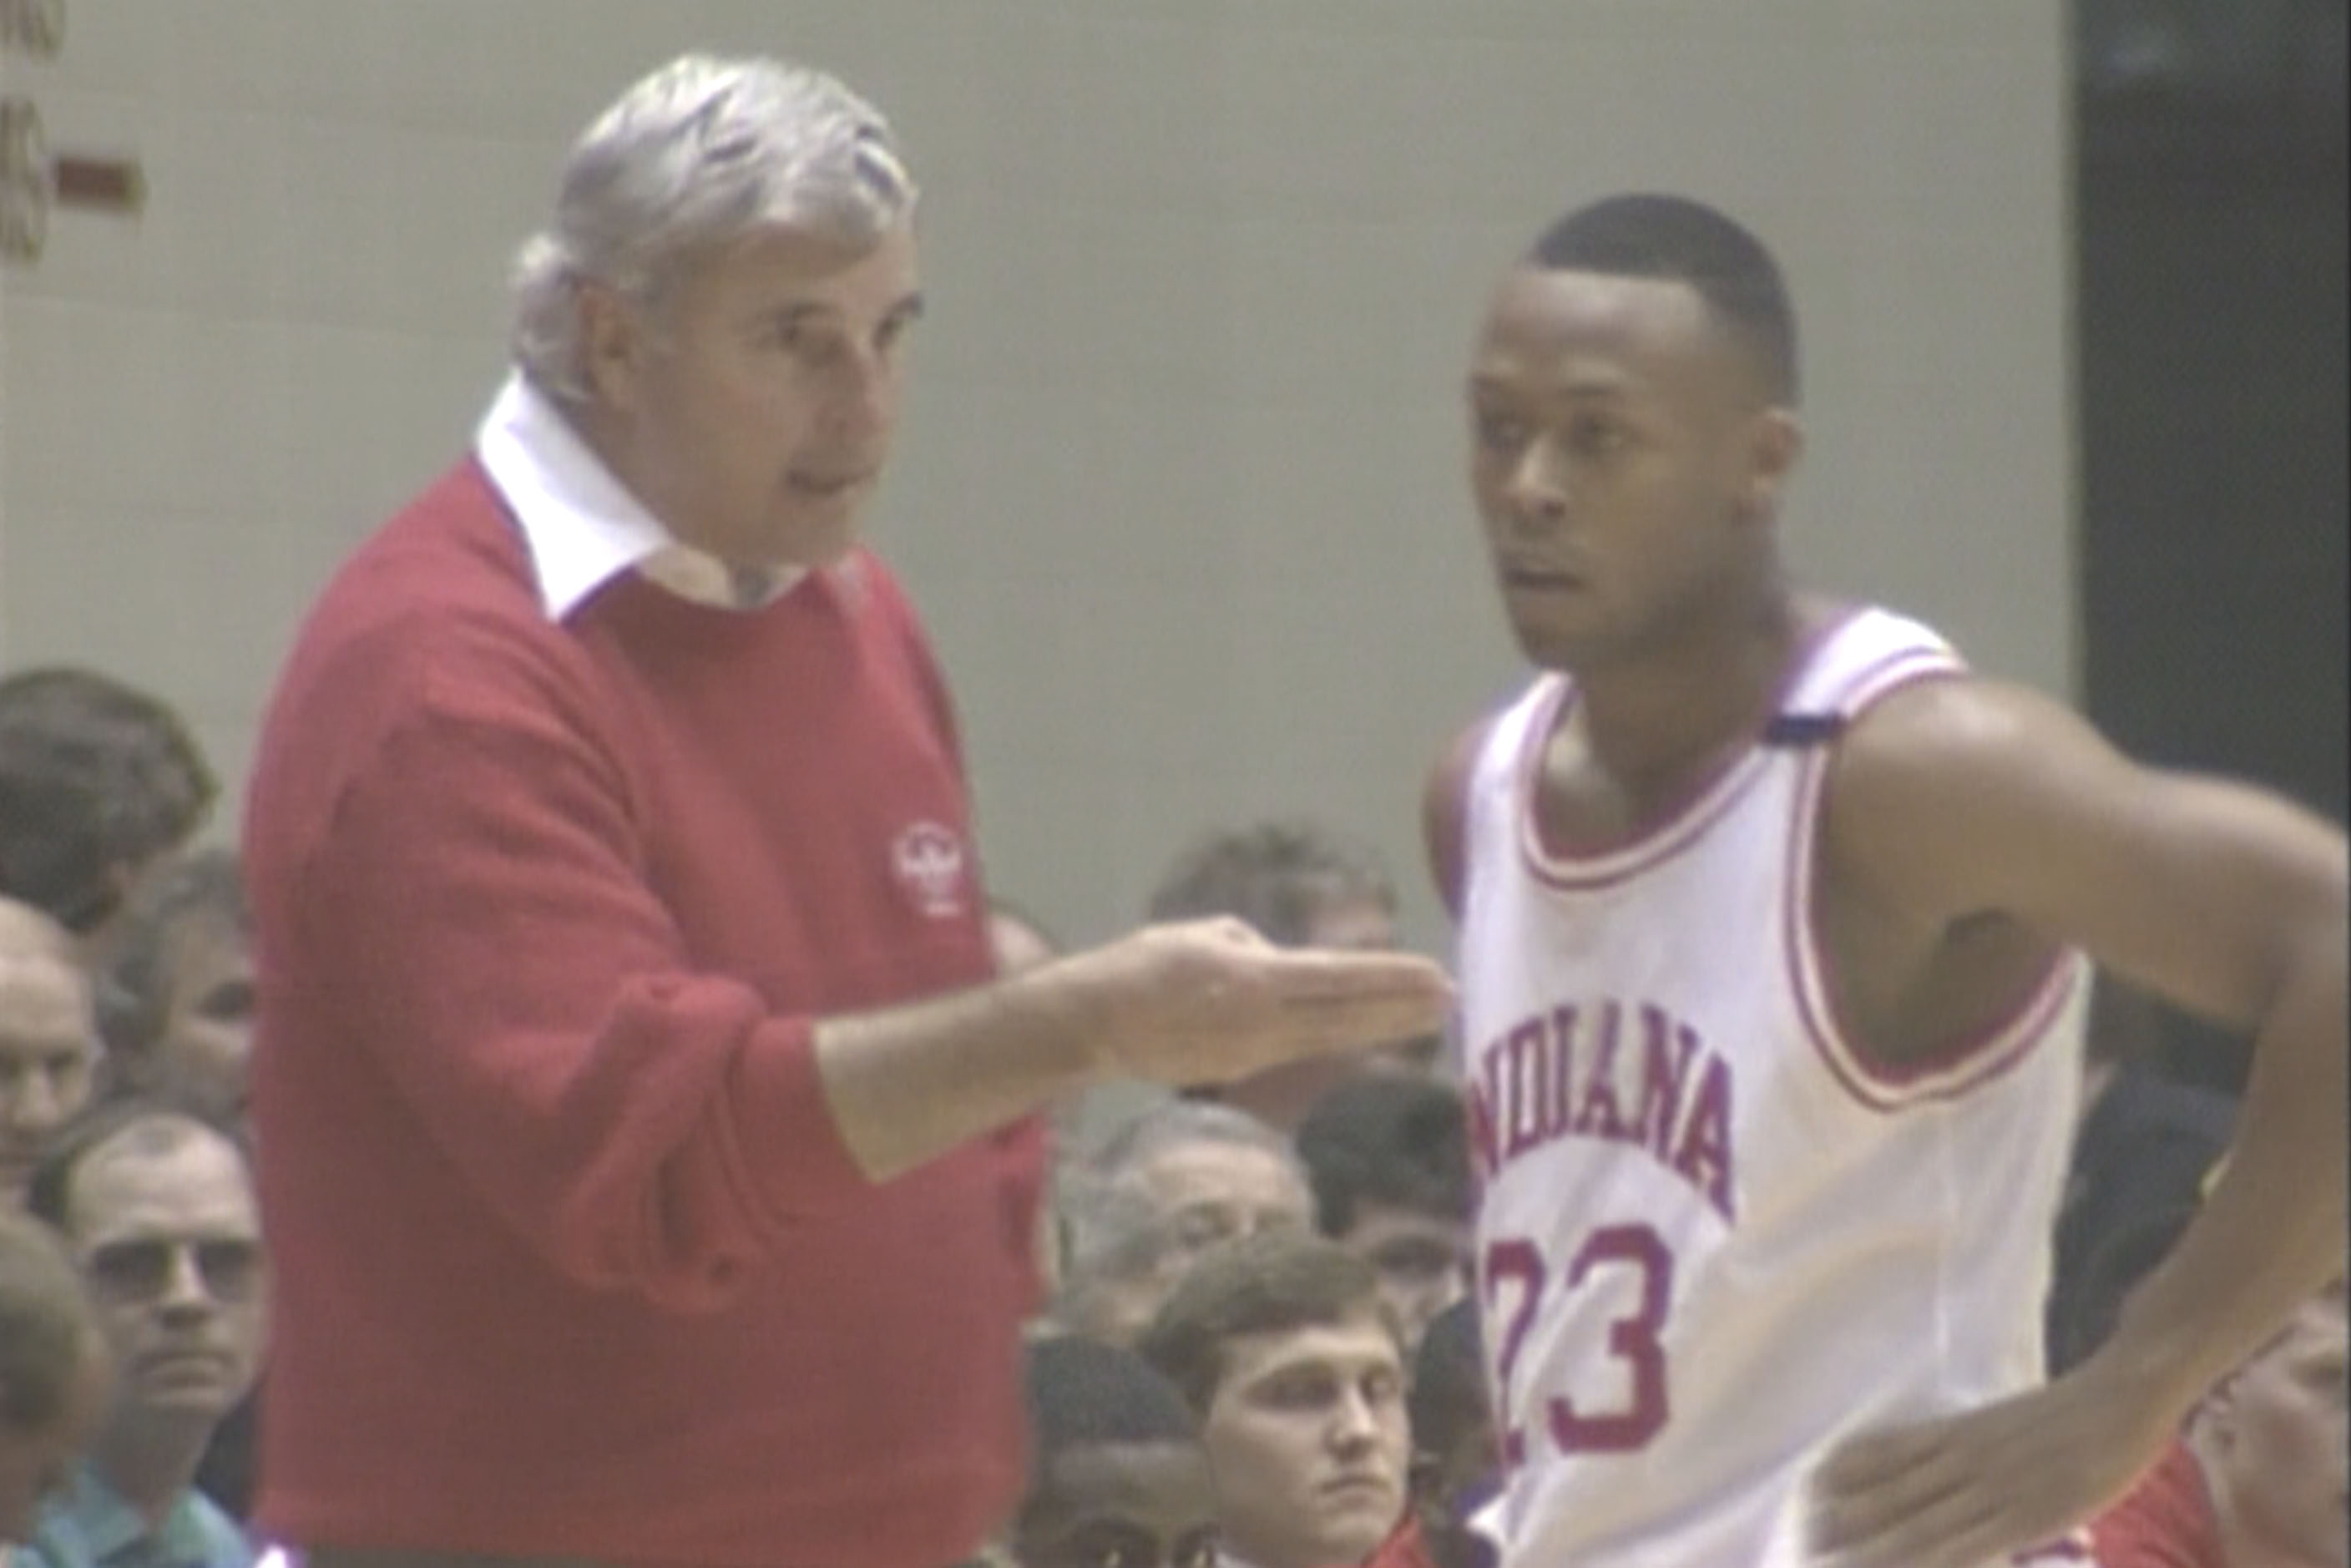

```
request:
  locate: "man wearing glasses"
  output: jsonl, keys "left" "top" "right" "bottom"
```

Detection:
{"left": 22, "top": 1102, "right": 263, "bottom": 1567}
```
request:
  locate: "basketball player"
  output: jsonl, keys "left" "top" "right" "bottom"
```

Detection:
{"left": 1424, "top": 193, "right": 2345, "bottom": 1566}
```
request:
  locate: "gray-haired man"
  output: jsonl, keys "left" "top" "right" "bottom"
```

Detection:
{"left": 243, "top": 52, "right": 1448, "bottom": 1568}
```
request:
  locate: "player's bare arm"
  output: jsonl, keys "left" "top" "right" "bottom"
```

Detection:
{"left": 1807, "top": 674, "right": 2348, "bottom": 1568}
{"left": 1422, "top": 716, "right": 1501, "bottom": 923}
{"left": 816, "top": 919, "right": 1456, "bottom": 1181}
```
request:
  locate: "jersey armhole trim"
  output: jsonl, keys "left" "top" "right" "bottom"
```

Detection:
{"left": 1782, "top": 662, "right": 2086, "bottom": 1112}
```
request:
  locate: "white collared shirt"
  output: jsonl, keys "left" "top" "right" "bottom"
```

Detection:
{"left": 473, "top": 372, "right": 804, "bottom": 619}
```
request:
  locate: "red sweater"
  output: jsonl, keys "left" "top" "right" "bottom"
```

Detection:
{"left": 2091, "top": 1440, "right": 2227, "bottom": 1568}
{"left": 243, "top": 461, "right": 1044, "bottom": 1566}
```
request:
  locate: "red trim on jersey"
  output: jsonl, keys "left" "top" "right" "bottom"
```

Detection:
{"left": 1515, "top": 682, "right": 1777, "bottom": 893}
{"left": 1513, "top": 607, "right": 1865, "bottom": 893}
{"left": 1782, "top": 664, "right": 2087, "bottom": 1112}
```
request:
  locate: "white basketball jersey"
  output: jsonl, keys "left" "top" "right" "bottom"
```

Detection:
{"left": 1454, "top": 607, "right": 2094, "bottom": 1568}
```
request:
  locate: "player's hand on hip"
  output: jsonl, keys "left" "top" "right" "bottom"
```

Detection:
{"left": 1071, "top": 917, "right": 1454, "bottom": 1085}
{"left": 1805, "top": 1368, "right": 2172, "bottom": 1568}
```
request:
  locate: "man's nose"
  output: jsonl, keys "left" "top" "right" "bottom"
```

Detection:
{"left": 154, "top": 1243, "right": 217, "bottom": 1317}
{"left": 818, "top": 344, "right": 892, "bottom": 443}
{"left": 1504, "top": 437, "right": 1570, "bottom": 531}
{"left": 1330, "top": 1385, "right": 1383, "bottom": 1449}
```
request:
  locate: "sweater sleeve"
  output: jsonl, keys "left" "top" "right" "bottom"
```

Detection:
{"left": 283, "top": 624, "right": 872, "bottom": 1313}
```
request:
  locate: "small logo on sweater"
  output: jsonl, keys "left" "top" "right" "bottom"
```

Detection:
{"left": 892, "top": 821, "right": 968, "bottom": 918}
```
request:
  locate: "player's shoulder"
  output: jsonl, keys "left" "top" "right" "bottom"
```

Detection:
{"left": 1833, "top": 667, "right": 2097, "bottom": 800}
{"left": 1820, "top": 663, "right": 2134, "bottom": 928}
{"left": 1424, "top": 685, "right": 1549, "bottom": 921}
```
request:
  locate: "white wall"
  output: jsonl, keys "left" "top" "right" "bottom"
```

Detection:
{"left": 0, "top": 1, "right": 2073, "bottom": 958}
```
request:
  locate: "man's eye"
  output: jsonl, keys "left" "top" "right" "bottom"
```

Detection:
{"left": 1570, "top": 417, "right": 1627, "bottom": 453}
{"left": 1474, "top": 412, "right": 1528, "bottom": 451}
{"left": 1263, "top": 1373, "right": 1334, "bottom": 1409}
{"left": 1170, "top": 1207, "right": 1237, "bottom": 1252}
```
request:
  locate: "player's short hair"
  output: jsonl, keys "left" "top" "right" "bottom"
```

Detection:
{"left": 1294, "top": 1072, "right": 1474, "bottom": 1237}
{"left": 511, "top": 52, "right": 918, "bottom": 404}
{"left": 1408, "top": 1295, "right": 1489, "bottom": 1459}
{"left": 1135, "top": 1228, "right": 1397, "bottom": 1416}
{"left": 0, "top": 1210, "right": 94, "bottom": 1430}
{"left": 1146, "top": 819, "right": 1394, "bottom": 948}
{"left": 0, "top": 667, "right": 216, "bottom": 934}
{"left": 95, "top": 847, "right": 248, "bottom": 1066}
{"left": 1526, "top": 192, "right": 1798, "bottom": 406}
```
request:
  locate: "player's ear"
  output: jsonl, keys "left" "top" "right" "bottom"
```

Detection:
{"left": 1739, "top": 407, "right": 1804, "bottom": 521}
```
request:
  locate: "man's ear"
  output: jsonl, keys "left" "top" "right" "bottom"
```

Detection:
{"left": 2195, "top": 1368, "right": 2247, "bottom": 1452}
{"left": 577, "top": 281, "right": 647, "bottom": 412}
{"left": 1740, "top": 407, "right": 1805, "bottom": 521}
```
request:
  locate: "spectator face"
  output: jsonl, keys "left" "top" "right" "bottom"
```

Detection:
{"left": 1013, "top": 1438, "right": 1220, "bottom": 1568}
{"left": 151, "top": 918, "right": 256, "bottom": 1125}
{"left": 1074, "top": 1141, "right": 1312, "bottom": 1348}
{"left": 1342, "top": 1201, "right": 1474, "bottom": 1358}
{"left": 0, "top": 1328, "right": 108, "bottom": 1542}
{"left": 1197, "top": 1308, "right": 1409, "bottom": 1568}
{"left": 0, "top": 954, "right": 99, "bottom": 1205}
{"left": 64, "top": 1125, "right": 265, "bottom": 1427}
{"left": 1130, "top": 1140, "right": 1311, "bottom": 1269}
{"left": 2204, "top": 1292, "right": 2348, "bottom": 1567}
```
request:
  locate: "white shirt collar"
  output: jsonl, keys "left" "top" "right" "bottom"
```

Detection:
{"left": 474, "top": 371, "right": 804, "bottom": 620}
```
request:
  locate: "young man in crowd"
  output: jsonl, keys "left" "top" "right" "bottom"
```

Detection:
{"left": 1138, "top": 1229, "right": 1410, "bottom": 1568}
